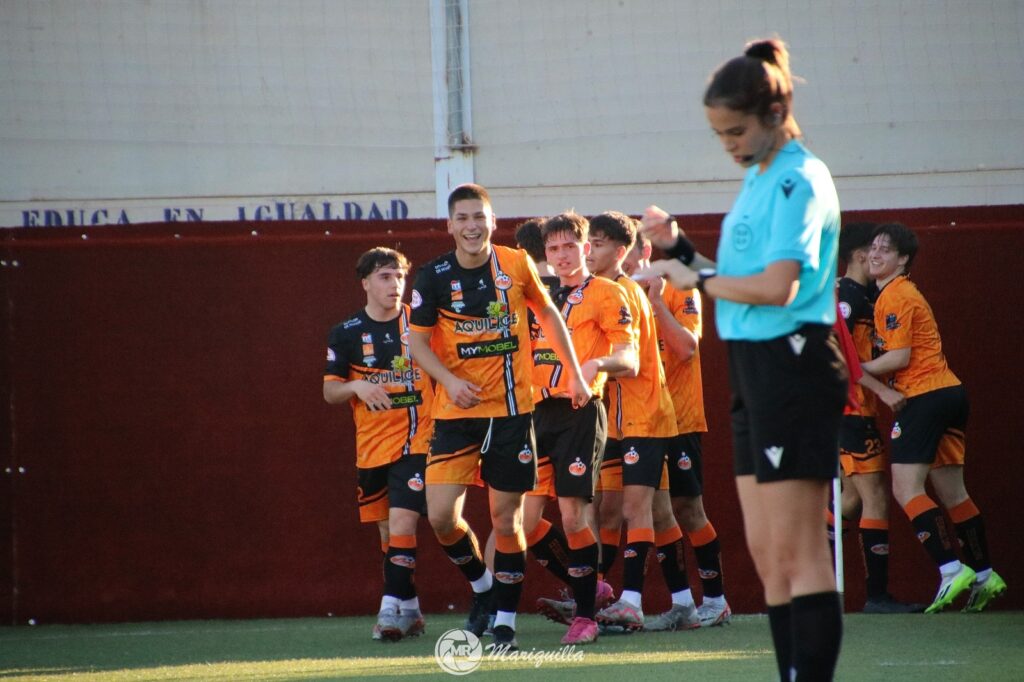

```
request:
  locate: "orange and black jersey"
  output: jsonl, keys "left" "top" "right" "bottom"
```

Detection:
{"left": 837, "top": 277, "right": 878, "bottom": 417}
{"left": 608, "top": 274, "right": 677, "bottom": 439}
{"left": 532, "top": 275, "right": 634, "bottom": 401}
{"left": 873, "top": 275, "right": 960, "bottom": 398}
{"left": 656, "top": 284, "right": 708, "bottom": 435}
{"left": 410, "top": 245, "right": 552, "bottom": 419}
{"left": 324, "top": 304, "right": 434, "bottom": 469}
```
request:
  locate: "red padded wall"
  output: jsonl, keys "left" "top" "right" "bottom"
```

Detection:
{"left": 0, "top": 205, "right": 1020, "bottom": 624}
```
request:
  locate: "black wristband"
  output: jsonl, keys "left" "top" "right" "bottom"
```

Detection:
{"left": 662, "top": 220, "right": 696, "bottom": 265}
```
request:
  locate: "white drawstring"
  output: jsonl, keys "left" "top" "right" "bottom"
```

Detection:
{"left": 480, "top": 418, "right": 494, "bottom": 454}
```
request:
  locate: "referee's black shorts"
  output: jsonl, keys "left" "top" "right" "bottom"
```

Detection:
{"left": 729, "top": 323, "right": 847, "bottom": 482}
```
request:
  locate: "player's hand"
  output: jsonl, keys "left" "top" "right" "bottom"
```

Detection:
{"left": 353, "top": 381, "right": 393, "bottom": 411}
{"left": 567, "top": 373, "right": 593, "bottom": 409}
{"left": 879, "top": 386, "right": 907, "bottom": 412}
{"left": 445, "top": 377, "right": 483, "bottom": 409}
{"left": 580, "top": 359, "right": 600, "bottom": 387}
{"left": 645, "top": 273, "right": 666, "bottom": 300}
{"left": 632, "top": 259, "right": 697, "bottom": 290}
{"left": 640, "top": 205, "right": 681, "bottom": 251}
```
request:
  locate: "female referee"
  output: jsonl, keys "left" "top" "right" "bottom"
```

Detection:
{"left": 638, "top": 38, "right": 847, "bottom": 681}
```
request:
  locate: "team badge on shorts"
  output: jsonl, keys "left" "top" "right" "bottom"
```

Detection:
{"left": 518, "top": 446, "right": 534, "bottom": 464}
{"left": 494, "top": 273, "right": 513, "bottom": 290}
{"left": 568, "top": 458, "right": 587, "bottom": 476}
{"left": 623, "top": 447, "right": 640, "bottom": 465}
{"left": 676, "top": 453, "right": 692, "bottom": 470}
{"left": 891, "top": 422, "right": 902, "bottom": 439}
{"left": 407, "top": 473, "right": 424, "bottom": 491}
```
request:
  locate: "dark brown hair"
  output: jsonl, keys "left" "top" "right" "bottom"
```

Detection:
{"left": 704, "top": 38, "right": 801, "bottom": 136}
{"left": 447, "top": 183, "right": 492, "bottom": 217}
{"left": 355, "top": 247, "right": 410, "bottom": 279}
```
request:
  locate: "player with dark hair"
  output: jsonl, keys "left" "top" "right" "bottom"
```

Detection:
{"left": 639, "top": 38, "right": 847, "bottom": 679}
{"left": 862, "top": 222, "right": 1005, "bottom": 613}
{"left": 323, "top": 247, "right": 433, "bottom": 641}
{"left": 409, "top": 184, "right": 590, "bottom": 651}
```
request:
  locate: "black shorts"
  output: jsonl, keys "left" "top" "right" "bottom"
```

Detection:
{"left": 620, "top": 436, "right": 669, "bottom": 488}
{"left": 534, "top": 397, "right": 607, "bottom": 500}
{"left": 728, "top": 324, "right": 846, "bottom": 482}
{"left": 667, "top": 432, "right": 704, "bottom": 498}
{"left": 356, "top": 454, "right": 427, "bottom": 523}
{"left": 890, "top": 384, "right": 969, "bottom": 465}
{"left": 428, "top": 414, "right": 537, "bottom": 493}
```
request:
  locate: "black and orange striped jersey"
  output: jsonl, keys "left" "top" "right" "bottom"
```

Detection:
{"left": 656, "top": 283, "right": 708, "bottom": 435}
{"left": 607, "top": 274, "right": 677, "bottom": 439}
{"left": 873, "top": 275, "right": 960, "bottom": 398}
{"left": 324, "top": 304, "right": 434, "bottom": 468}
{"left": 532, "top": 275, "right": 634, "bottom": 401}
{"left": 837, "top": 277, "right": 878, "bottom": 417}
{"left": 410, "top": 245, "right": 552, "bottom": 419}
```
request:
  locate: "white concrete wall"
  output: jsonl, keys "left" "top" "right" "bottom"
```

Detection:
{"left": 2, "top": 0, "right": 1022, "bottom": 226}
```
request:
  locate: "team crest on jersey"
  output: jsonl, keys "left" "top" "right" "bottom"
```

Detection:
{"left": 407, "top": 473, "right": 424, "bottom": 492}
{"left": 568, "top": 566, "right": 594, "bottom": 578}
{"left": 391, "top": 356, "right": 411, "bottom": 373}
{"left": 676, "top": 452, "right": 692, "bottom": 470}
{"left": 411, "top": 289, "right": 423, "bottom": 308}
{"left": 450, "top": 280, "right": 463, "bottom": 298}
{"left": 494, "top": 273, "right": 513, "bottom": 290}
{"left": 495, "top": 571, "right": 525, "bottom": 584}
{"left": 732, "top": 223, "right": 753, "bottom": 251}
{"left": 342, "top": 317, "right": 362, "bottom": 329}
{"left": 567, "top": 290, "right": 584, "bottom": 305}
{"left": 400, "top": 331, "right": 410, "bottom": 346}
{"left": 568, "top": 458, "right": 587, "bottom": 476}
{"left": 326, "top": 348, "right": 336, "bottom": 362}
{"left": 618, "top": 306, "right": 632, "bottom": 325}
{"left": 623, "top": 447, "right": 640, "bottom": 465}
{"left": 361, "top": 333, "right": 373, "bottom": 344}
{"left": 891, "top": 422, "right": 902, "bottom": 439}
{"left": 684, "top": 296, "right": 698, "bottom": 314}
{"left": 434, "top": 260, "right": 452, "bottom": 274}
{"left": 885, "top": 313, "right": 900, "bottom": 330}
{"left": 839, "top": 301, "right": 852, "bottom": 320}
{"left": 518, "top": 446, "right": 534, "bottom": 464}
{"left": 390, "top": 554, "right": 416, "bottom": 568}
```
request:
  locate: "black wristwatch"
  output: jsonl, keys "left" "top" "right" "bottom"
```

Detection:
{"left": 696, "top": 268, "right": 717, "bottom": 294}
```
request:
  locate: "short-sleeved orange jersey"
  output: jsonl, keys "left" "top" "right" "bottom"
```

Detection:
{"left": 410, "top": 245, "right": 552, "bottom": 419}
{"left": 324, "top": 305, "right": 435, "bottom": 468}
{"left": 532, "top": 275, "right": 634, "bottom": 400}
{"left": 837, "top": 277, "right": 878, "bottom": 417}
{"left": 607, "top": 274, "right": 677, "bottom": 439}
{"left": 656, "top": 284, "right": 708, "bottom": 435}
{"left": 873, "top": 275, "right": 960, "bottom": 398}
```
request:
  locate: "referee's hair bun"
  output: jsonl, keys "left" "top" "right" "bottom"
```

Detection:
{"left": 744, "top": 39, "right": 782, "bottom": 66}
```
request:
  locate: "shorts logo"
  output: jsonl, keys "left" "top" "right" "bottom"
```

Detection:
{"left": 764, "top": 445, "right": 784, "bottom": 469}
{"left": 676, "top": 453, "right": 692, "bottom": 470}
{"left": 567, "top": 566, "right": 593, "bottom": 578}
{"left": 568, "top": 458, "right": 587, "bottom": 476}
{"left": 450, "top": 555, "right": 474, "bottom": 566}
{"left": 326, "top": 347, "right": 336, "bottom": 362}
{"left": 518, "top": 446, "right": 534, "bottom": 464}
{"left": 839, "top": 301, "right": 852, "bottom": 320}
{"left": 885, "top": 313, "right": 900, "bottom": 331}
{"left": 390, "top": 554, "right": 416, "bottom": 568}
{"left": 916, "top": 531, "right": 931, "bottom": 543}
{"left": 407, "top": 474, "right": 424, "bottom": 492}
{"left": 623, "top": 548, "right": 638, "bottom": 558}
{"left": 411, "top": 289, "right": 423, "bottom": 308}
{"left": 623, "top": 447, "right": 640, "bottom": 465}
{"left": 870, "top": 543, "right": 889, "bottom": 556}
{"left": 494, "top": 273, "right": 513, "bottom": 291}
{"left": 698, "top": 568, "right": 719, "bottom": 580}
{"left": 567, "top": 290, "right": 584, "bottom": 305}
{"left": 495, "top": 571, "right": 525, "bottom": 584}
{"left": 891, "top": 422, "right": 902, "bottom": 439}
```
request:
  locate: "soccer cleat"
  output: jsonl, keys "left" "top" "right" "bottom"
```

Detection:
{"left": 465, "top": 588, "right": 494, "bottom": 636}
{"left": 371, "top": 622, "right": 382, "bottom": 641}
{"left": 643, "top": 603, "right": 701, "bottom": 632}
{"left": 398, "top": 609, "right": 426, "bottom": 637}
{"left": 596, "top": 598, "right": 645, "bottom": 631}
{"left": 925, "top": 564, "right": 976, "bottom": 613}
{"left": 561, "top": 616, "right": 599, "bottom": 645}
{"left": 375, "top": 606, "right": 403, "bottom": 641}
{"left": 483, "top": 613, "right": 496, "bottom": 637}
{"left": 862, "top": 594, "right": 926, "bottom": 614}
{"left": 697, "top": 599, "right": 733, "bottom": 627}
{"left": 488, "top": 625, "right": 519, "bottom": 652}
{"left": 595, "top": 580, "right": 616, "bottom": 610}
{"left": 963, "top": 571, "right": 1007, "bottom": 613}
{"left": 537, "top": 596, "right": 576, "bottom": 625}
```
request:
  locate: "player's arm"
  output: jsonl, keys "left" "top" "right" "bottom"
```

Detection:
{"left": 640, "top": 205, "right": 716, "bottom": 270}
{"left": 408, "top": 329, "right": 482, "bottom": 409}
{"left": 856, "top": 368, "right": 907, "bottom": 412}
{"left": 324, "top": 378, "right": 393, "bottom": 412}
{"left": 534, "top": 302, "right": 592, "bottom": 408}
{"left": 646, "top": 277, "right": 697, "bottom": 361}
{"left": 638, "top": 258, "right": 800, "bottom": 306}
{"left": 861, "top": 347, "right": 911, "bottom": 376}
{"left": 581, "top": 342, "right": 637, "bottom": 385}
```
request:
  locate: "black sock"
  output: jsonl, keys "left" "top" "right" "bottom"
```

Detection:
{"left": 859, "top": 524, "right": 889, "bottom": 599}
{"left": 909, "top": 506, "right": 956, "bottom": 567}
{"left": 768, "top": 603, "right": 793, "bottom": 681}
{"left": 438, "top": 526, "right": 487, "bottom": 583}
{"left": 954, "top": 514, "right": 991, "bottom": 573}
{"left": 384, "top": 546, "right": 417, "bottom": 600}
{"left": 622, "top": 538, "right": 652, "bottom": 594}
{"left": 692, "top": 536, "right": 724, "bottom": 598}
{"left": 529, "top": 523, "right": 573, "bottom": 585}
{"left": 493, "top": 548, "right": 526, "bottom": 614}
{"left": 656, "top": 535, "right": 690, "bottom": 593}
{"left": 568, "top": 541, "right": 599, "bottom": 618}
{"left": 791, "top": 591, "right": 843, "bottom": 681}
